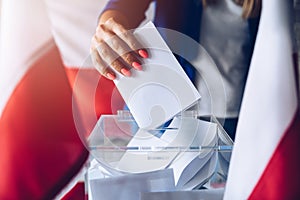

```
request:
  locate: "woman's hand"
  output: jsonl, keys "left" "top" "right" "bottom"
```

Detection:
{"left": 90, "top": 17, "right": 148, "bottom": 80}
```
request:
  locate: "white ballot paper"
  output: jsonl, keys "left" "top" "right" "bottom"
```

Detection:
{"left": 114, "top": 22, "right": 201, "bottom": 129}
{"left": 89, "top": 168, "right": 175, "bottom": 200}
{"left": 167, "top": 119, "right": 218, "bottom": 187}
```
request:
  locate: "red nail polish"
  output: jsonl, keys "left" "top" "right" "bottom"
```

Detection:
{"left": 107, "top": 73, "right": 116, "bottom": 80}
{"left": 138, "top": 50, "right": 148, "bottom": 58}
{"left": 121, "top": 68, "right": 131, "bottom": 77}
{"left": 132, "top": 62, "right": 142, "bottom": 70}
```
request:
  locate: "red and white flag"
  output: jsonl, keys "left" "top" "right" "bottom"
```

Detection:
{"left": 224, "top": 0, "right": 300, "bottom": 199}
{"left": 0, "top": 0, "right": 109, "bottom": 198}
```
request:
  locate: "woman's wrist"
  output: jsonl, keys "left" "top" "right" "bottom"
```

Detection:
{"left": 99, "top": 10, "right": 130, "bottom": 29}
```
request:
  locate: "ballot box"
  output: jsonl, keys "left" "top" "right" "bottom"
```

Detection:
{"left": 85, "top": 110, "right": 233, "bottom": 200}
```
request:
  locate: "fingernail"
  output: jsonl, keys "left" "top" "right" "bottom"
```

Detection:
{"left": 138, "top": 50, "right": 148, "bottom": 58}
{"left": 107, "top": 73, "right": 116, "bottom": 80}
{"left": 132, "top": 62, "right": 142, "bottom": 70}
{"left": 121, "top": 68, "right": 131, "bottom": 76}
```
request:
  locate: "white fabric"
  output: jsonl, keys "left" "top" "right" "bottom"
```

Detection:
{"left": 0, "top": 0, "right": 2, "bottom": 56}
{"left": 224, "top": 0, "right": 297, "bottom": 199}
{"left": 45, "top": 0, "right": 108, "bottom": 67}
{"left": 200, "top": 0, "right": 251, "bottom": 117}
{"left": 0, "top": 0, "right": 53, "bottom": 117}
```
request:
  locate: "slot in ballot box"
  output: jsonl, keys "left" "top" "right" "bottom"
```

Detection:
{"left": 85, "top": 110, "right": 233, "bottom": 200}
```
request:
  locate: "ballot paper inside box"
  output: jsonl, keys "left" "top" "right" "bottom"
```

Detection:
{"left": 86, "top": 110, "right": 233, "bottom": 200}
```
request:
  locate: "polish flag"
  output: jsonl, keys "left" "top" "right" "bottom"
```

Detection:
{"left": 224, "top": 0, "right": 300, "bottom": 199}
{"left": 0, "top": 0, "right": 117, "bottom": 198}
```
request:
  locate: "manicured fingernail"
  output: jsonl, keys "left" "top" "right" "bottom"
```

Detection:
{"left": 121, "top": 68, "right": 131, "bottom": 76}
{"left": 132, "top": 62, "right": 142, "bottom": 70}
{"left": 107, "top": 73, "right": 116, "bottom": 80}
{"left": 138, "top": 50, "right": 148, "bottom": 58}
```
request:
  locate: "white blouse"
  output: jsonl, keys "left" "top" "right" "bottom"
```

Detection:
{"left": 196, "top": 0, "right": 252, "bottom": 118}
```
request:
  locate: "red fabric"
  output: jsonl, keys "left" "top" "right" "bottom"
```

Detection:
{"left": 61, "top": 182, "right": 87, "bottom": 200}
{"left": 0, "top": 46, "right": 89, "bottom": 199}
{"left": 64, "top": 68, "right": 125, "bottom": 137}
{"left": 249, "top": 111, "right": 300, "bottom": 200}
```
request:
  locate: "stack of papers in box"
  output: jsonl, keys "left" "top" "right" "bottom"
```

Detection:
{"left": 116, "top": 117, "right": 232, "bottom": 189}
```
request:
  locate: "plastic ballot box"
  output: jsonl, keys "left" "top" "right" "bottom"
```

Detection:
{"left": 84, "top": 110, "right": 233, "bottom": 200}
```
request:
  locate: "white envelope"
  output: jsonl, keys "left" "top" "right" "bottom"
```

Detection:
{"left": 114, "top": 22, "right": 201, "bottom": 129}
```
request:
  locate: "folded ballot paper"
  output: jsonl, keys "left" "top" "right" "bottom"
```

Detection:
{"left": 113, "top": 21, "right": 201, "bottom": 129}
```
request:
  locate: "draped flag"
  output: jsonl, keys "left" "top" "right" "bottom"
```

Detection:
{"left": 0, "top": 0, "right": 108, "bottom": 198}
{"left": 224, "top": 0, "right": 300, "bottom": 199}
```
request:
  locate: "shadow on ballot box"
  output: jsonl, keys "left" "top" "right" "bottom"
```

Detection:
{"left": 85, "top": 110, "right": 233, "bottom": 200}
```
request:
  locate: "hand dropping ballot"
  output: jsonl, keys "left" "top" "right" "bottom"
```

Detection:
{"left": 113, "top": 21, "right": 201, "bottom": 129}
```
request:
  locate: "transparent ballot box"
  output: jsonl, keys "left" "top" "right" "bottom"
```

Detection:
{"left": 86, "top": 110, "right": 233, "bottom": 200}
